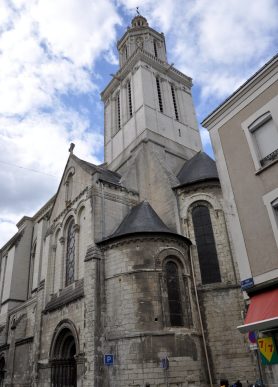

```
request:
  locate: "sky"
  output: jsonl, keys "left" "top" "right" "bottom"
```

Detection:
{"left": 0, "top": 0, "right": 277, "bottom": 247}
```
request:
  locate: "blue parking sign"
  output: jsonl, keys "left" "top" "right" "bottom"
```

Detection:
{"left": 104, "top": 354, "right": 114, "bottom": 365}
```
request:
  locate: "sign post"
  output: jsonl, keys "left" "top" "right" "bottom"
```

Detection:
{"left": 104, "top": 354, "right": 114, "bottom": 366}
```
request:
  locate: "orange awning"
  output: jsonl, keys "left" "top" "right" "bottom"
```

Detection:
{"left": 237, "top": 288, "right": 278, "bottom": 333}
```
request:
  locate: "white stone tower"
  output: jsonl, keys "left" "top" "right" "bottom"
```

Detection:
{"left": 101, "top": 14, "right": 202, "bottom": 174}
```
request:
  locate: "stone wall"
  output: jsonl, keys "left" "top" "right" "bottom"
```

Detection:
{"left": 96, "top": 235, "right": 208, "bottom": 387}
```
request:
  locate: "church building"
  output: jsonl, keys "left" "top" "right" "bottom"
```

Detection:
{"left": 0, "top": 15, "right": 257, "bottom": 387}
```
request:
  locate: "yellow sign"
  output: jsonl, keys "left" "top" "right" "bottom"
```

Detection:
{"left": 258, "top": 337, "right": 275, "bottom": 362}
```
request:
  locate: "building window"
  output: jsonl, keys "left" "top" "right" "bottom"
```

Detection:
{"left": 273, "top": 199, "right": 278, "bottom": 224}
{"left": 65, "top": 173, "right": 73, "bottom": 203}
{"left": 165, "top": 261, "right": 183, "bottom": 326}
{"left": 29, "top": 242, "right": 36, "bottom": 295}
{"left": 153, "top": 40, "right": 158, "bottom": 58}
{"left": 263, "top": 188, "right": 278, "bottom": 249}
{"left": 127, "top": 80, "right": 132, "bottom": 118}
{"left": 116, "top": 92, "right": 121, "bottom": 131}
{"left": 171, "top": 84, "right": 179, "bottom": 121}
{"left": 249, "top": 112, "right": 278, "bottom": 167}
{"left": 66, "top": 220, "right": 75, "bottom": 286}
{"left": 124, "top": 45, "right": 128, "bottom": 61}
{"left": 192, "top": 205, "right": 221, "bottom": 284}
{"left": 156, "top": 77, "right": 163, "bottom": 113}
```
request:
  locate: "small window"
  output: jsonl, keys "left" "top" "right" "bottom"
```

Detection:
{"left": 116, "top": 92, "right": 121, "bottom": 131}
{"left": 156, "top": 77, "right": 163, "bottom": 113}
{"left": 171, "top": 84, "right": 179, "bottom": 121}
{"left": 127, "top": 80, "right": 132, "bottom": 118}
{"left": 66, "top": 220, "right": 75, "bottom": 286}
{"left": 249, "top": 113, "right": 278, "bottom": 167}
{"left": 192, "top": 205, "right": 221, "bottom": 284}
{"left": 65, "top": 173, "right": 73, "bottom": 202}
{"left": 153, "top": 40, "right": 158, "bottom": 58}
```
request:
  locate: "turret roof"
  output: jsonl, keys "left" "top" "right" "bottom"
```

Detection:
{"left": 97, "top": 201, "right": 191, "bottom": 244}
{"left": 176, "top": 152, "right": 219, "bottom": 187}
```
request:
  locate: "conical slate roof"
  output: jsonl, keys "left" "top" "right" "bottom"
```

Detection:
{"left": 98, "top": 201, "right": 191, "bottom": 244}
{"left": 176, "top": 152, "right": 219, "bottom": 187}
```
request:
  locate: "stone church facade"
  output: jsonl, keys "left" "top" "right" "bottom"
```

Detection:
{"left": 0, "top": 15, "right": 257, "bottom": 387}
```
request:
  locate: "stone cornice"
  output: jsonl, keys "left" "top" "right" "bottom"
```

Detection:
{"left": 101, "top": 49, "right": 192, "bottom": 101}
{"left": 99, "top": 234, "right": 190, "bottom": 251}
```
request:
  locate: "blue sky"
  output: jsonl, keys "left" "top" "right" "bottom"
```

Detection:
{"left": 0, "top": 0, "right": 277, "bottom": 246}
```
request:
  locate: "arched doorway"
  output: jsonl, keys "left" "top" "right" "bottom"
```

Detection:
{"left": 50, "top": 327, "right": 77, "bottom": 387}
{"left": 0, "top": 357, "right": 5, "bottom": 387}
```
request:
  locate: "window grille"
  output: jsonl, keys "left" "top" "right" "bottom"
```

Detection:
{"left": 192, "top": 205, "right": 221, "bottom": 284}
{"left": 165, "top": 261, "right": 183, "bottom": 326}
{"left": 127, "top": 80, "right": 132, "bottom": 118}
{"left": 171, "top": 84, "right": 179, "bottom": 121}
{"left": 153, "top": 40, "right": 158, "bottom": 58}
{"left": 116, "top": 92, "right": 121, "bottom": 131}
{"left": 156, "top": 77, "right": 163, "bottom": 113}
{"left": 66, "top": 220, "right": 75, "bottom": 286}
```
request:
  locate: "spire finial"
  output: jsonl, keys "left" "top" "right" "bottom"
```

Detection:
{"left": 136, "top": 6, "right": 140, "bottom": 16}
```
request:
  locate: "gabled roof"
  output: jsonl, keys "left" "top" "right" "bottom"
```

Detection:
{"left": 72, "top": 155, "right": 122, "bottom": 186}
{"left": 176, "top": 152, "right": 219, "bottom": 188}
{"left": 49, "top": 152, "right": 122, "bottom": 220}
{"left": 98, "top": 200, "right": 191, "bottom": 244}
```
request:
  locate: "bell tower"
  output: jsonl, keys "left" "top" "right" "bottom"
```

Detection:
{"left": 101, "top": 14, "right": 202, "bottom": 173}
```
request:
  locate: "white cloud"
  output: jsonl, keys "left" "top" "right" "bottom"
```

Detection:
{"left": 119, "top": 0, "right": 278, "bottom": 105}
{"left": 1, "top": 0, "right": 278, "bottom": 247}
{"left": 0, "top": 0, "right": 121, "bottom": 246}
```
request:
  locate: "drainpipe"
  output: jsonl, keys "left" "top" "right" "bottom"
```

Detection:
{"left": 189, "top": 246, "right": 213, "bottom": 387}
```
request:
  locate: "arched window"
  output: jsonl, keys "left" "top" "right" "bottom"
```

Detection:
{"left": 28, "top": 242, "right": 36, "bottom": 296}
{"left": 165, "top": 261, "right": 183, "bottom": 326}
{"left": 65, "top": 220, "right": 75, "bottom": 286}
{"left": 65, "top": 173, "right": 73, "bottom": 203}
{"left": 192, "top": 205, "right": 221, "bottom": 284}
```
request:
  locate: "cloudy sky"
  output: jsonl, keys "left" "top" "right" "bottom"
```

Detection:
{"left": 0, "top": 0, "right": 277, "bottom": 246}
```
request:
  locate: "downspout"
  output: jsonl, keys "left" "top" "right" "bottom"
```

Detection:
{"left": 175, "top": 188, "right": 213, "bottom": 387}
{"left": 189, "top": 246, "right": 213, "bottom": 387}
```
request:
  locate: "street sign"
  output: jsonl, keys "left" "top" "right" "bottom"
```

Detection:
{"left": 258, "top": 337, "right": 278, "bottom": 365}
{"left": 241, "top": 277, "right": 254, "bottom": 291}
{"left": 248, "top": 331, "right": 257, "bottom": 344}
{"left": 104, "top": 354, "right": 114, "bottom": 366}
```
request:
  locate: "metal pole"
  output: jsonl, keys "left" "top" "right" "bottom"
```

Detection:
{"left": 255, "top": 349, "right": 264, "bottom": 386}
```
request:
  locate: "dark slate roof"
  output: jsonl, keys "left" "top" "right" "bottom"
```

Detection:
{"left": 98, "top": 201, "right": 191, "bottom": 244}
{"left": 176, "top": 152, "right": 219, "bottom": 187}
{"left": 73, "top": 155, "right": 122, "bottom": 186}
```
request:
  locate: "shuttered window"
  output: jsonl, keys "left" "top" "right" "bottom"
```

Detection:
{"left": 249, "top": 113, "right": 278, "bottom": 166}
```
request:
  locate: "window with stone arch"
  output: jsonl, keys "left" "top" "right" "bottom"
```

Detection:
{"left": 65, "top": 218, "right": 75, "bottom": 287}
{"left": 65, "top": 172, "right": 73, "bottom": 203}
{"left": 162, "top": 256, "right": 192, "bottom": 328}
{"left": 191, "top": 204, "right": 221, "bottom": 284}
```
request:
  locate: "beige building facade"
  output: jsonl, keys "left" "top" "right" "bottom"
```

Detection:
{"left": 0, "top": 15, "right": 258, "bottom": 387}
{"left": 202, "top": 54, "right": 278, "bottom": 387}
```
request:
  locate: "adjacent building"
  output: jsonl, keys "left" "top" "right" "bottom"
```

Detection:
{"left": 0, "top": 15, "right": 257, "bottom": 387}
{"left": 202, "top": 54, "right": 278, "bottom": 386}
